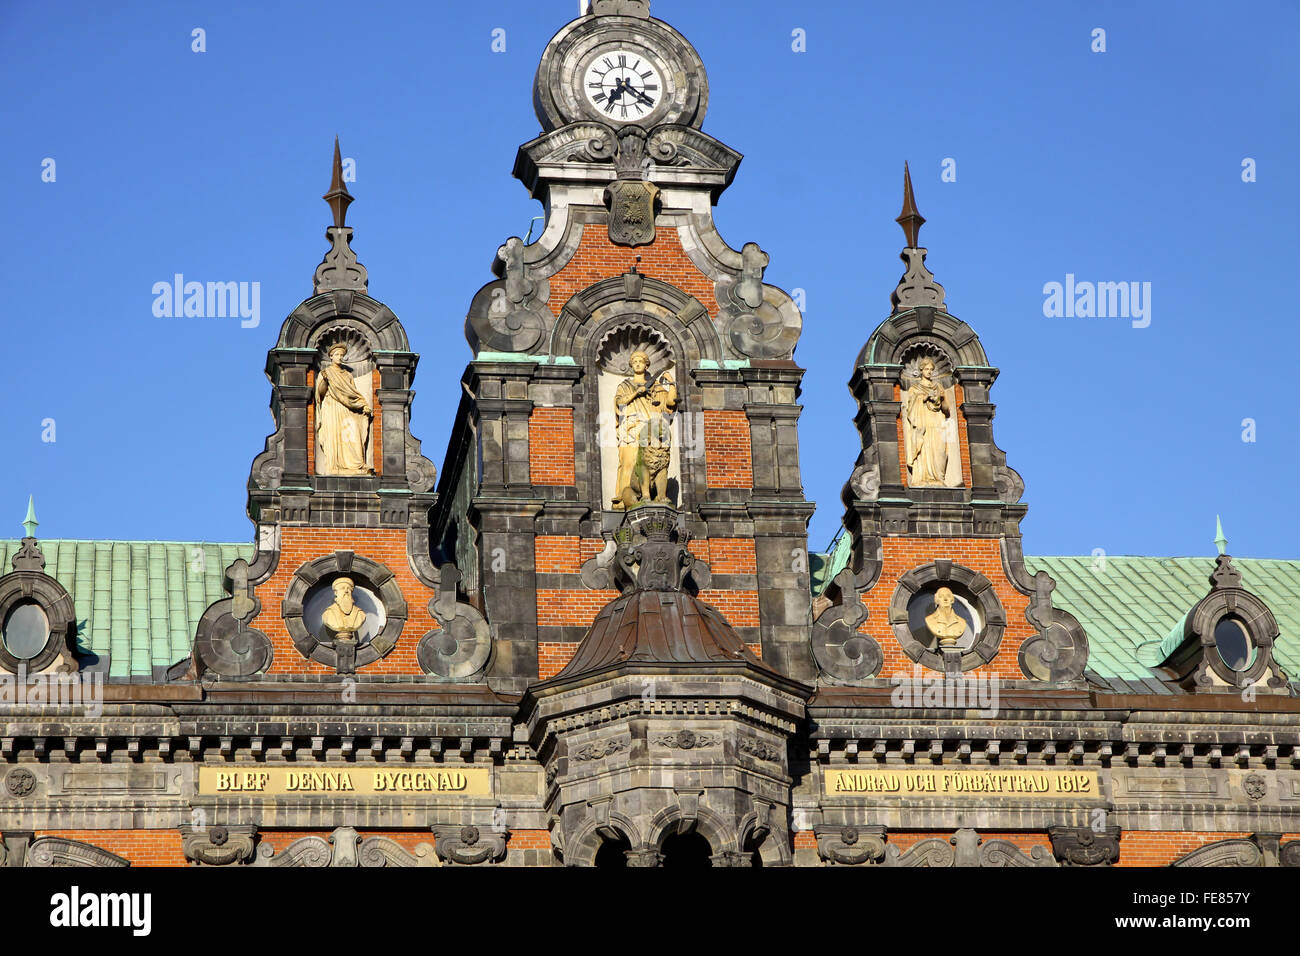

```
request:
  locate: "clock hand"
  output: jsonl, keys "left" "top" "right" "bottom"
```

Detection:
{"left": 619, "top": 78, "right": 656, "bottom": 107}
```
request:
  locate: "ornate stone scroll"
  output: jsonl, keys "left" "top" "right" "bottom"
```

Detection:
{"left": 26, "top": 837, "right": 130, "bottom": 868}
{"left": 464, "top": 237, "right": 551, "bottom": 355}
{"left": 810, "top": 569, "right": 881, "bottom": 683}
{"left": 432, "top": 825, "right": 509, "bottom": 866}
{"left": 417, "top": 564, "right": 492, "bottom": 681}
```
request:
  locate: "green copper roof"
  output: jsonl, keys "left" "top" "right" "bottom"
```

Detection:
{"left": 1, "top": 539, "right": 1295, "bottom": 686}
{"left": 1025, "top": 555, "right": 1300, "bottom": 684}
{"left": 0, "top": 539, "right": 254, "bottom": 679}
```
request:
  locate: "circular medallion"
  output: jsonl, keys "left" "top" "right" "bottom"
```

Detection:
{"left": 5, "top": 768, "right": 36, "bottom": 798}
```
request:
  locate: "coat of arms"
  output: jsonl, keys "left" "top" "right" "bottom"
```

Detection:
{"left": 604, "top": 179, "right": 660, "bottom": 247}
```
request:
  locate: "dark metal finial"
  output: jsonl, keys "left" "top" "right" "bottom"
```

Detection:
{"left": 323, "top": 136, "right": 354, "bottom": 229}
{"left": 896, "top": 161, "right": 926, "bottom": 248}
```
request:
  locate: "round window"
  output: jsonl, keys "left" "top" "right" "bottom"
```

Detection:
{"left": 1213, "top": 617, "right": 1254, "bottom": 671}
{"left": 907, "top": 586, "right": 982, "bottom": 651}
{"left": 2, "top": 601, "right": 50, "bottom": 660}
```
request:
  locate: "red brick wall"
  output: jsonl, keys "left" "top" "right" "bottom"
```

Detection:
{"left": 528, "top": 407, "right": 576, "bottom": 485}
{"left": 537, "top": 588, "right": 618, "bottom": 628}
{"left": 509, "top": 830, "right": 552, "bottom": 849}
{"left": 704, "top": 410, "right": 753, "bottom": 488}
{"left": 539, "top": 641, "right": 582, "bottom": 679}
{"left": 859, "top": 537, "right": 1033, "bottom": 680}
{"left": 547, "top": 224, "right": 719, "bottom": 316}
{"left": 38, "top": 829, "right": 186, "bottom": 866}
{"left": 1117, "top": 831, "right": 1252, "bottom": 867}
{"left": 307, "top": 369, "right": 316, "bottom": 474}
{"left": 252, "top": 527, "right": 438, "bottom": 676}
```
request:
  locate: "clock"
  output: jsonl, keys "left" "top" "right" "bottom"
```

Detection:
{"left": 533, "top": 12, "right": 708, "bottom": 132}
{"left": 583, "top": 49, "right": 665, "bottom": 124}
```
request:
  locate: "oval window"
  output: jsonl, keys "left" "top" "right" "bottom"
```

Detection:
{"left": 2, "top": 601, "right": 50, "bottom": 660}
{"left": 1213, "top": 617, "right": 1254, "bottom": 671}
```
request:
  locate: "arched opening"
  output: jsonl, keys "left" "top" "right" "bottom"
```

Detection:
{"left": 594, "top": 834, "right": 631, "bottom": 868}
{"left": 660, "top": 830, "right": 713, "bottom": 868}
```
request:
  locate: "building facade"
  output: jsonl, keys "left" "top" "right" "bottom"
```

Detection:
{"left": 1, "top": 0, "right": 1298, "bottom": 869}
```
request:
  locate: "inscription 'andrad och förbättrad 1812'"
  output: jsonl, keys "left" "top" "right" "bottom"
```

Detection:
{"left": 198, "top": 766, "right": 492, "bottom": 797}
{"left": 824, "top": 768, "right": 1100, "bottom": 796}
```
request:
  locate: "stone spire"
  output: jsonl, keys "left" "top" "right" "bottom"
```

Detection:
{"left": 13, "top": 496, "right": 45, "bottom": 572}
{"left": 313, "top": 137, "right": 368, "bottom": 294}
{"left": 896, "top": 161, "right": 926, "bottom": 249}
{"left": 322, "top": 136, "right": 354, "bottom": 228}
{"left": 890, "top": 162, "right": 946, "bottom": 314}
{"left": 22, "top": 495, "right": 38, "bottom": 538}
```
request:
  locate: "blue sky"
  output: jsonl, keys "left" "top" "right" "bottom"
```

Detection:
{"left": 3, "top": 1, "right": 1297, "bottom": 559}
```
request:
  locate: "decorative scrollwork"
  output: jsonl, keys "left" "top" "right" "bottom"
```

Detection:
{"left": 26, "top": 837, "right": 130, "bottom": 868}
{"left": 811, "top": 569, "right": 881, "bottom": 683}
{"left": 433, "top": 825, "right": 509, "bottom": 866}
{"left": 573, "top": 739, "right": 626, "bottom": 761}
{"left": 417, "top": 564, "right": 492, "bottom": 681}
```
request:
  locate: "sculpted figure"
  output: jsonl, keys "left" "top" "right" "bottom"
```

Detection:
{"left": 612, "top": 351, "right": 677, "bottom": 508}
{"left": 925, "top": 587, "right": 967, "bottom": 648}
{"left": 903, "top": 357, "right": 952, "bottom": 487}
{"left": 322, "top": 577, "right": 366, "bottom": 641}
{"left": 316, "top": 344, "right": 373, "bottom": 475}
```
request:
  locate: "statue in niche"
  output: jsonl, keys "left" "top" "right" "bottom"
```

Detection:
{"left": 925, "top": 587, "right": 967, "bottom": 648}
{"left": 322, "top": 577, "right": 366, "bottom": 642}
{"left": 612, "top": 350, "right": 678, "bottom": 509}
{"left": 903, "top": 356, "right": 954, "bottom": 487}
{"left": 316, "top": 344, "right": 373, "bottom": 476}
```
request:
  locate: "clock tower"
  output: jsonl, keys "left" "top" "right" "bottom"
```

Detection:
{"left": 435, "top": 0, "right": 816, "bottom": 698}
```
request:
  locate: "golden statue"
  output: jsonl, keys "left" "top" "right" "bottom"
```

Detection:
{"left": 322, "top": 577, "right": 366, "bottom": 642}
{"left": 316, "top": 344, "right": 373, "bottom": 476}
{"left": 924, "top": 587, "right": 967, "bottom": 648}
{"left": 612, "top": 351, "right": 677, "bottom": 509}
{"left": 903, "top": 357, "right": 952, "bottom": 487}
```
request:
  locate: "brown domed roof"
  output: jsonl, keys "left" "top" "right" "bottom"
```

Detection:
{"left": 553, "top": 589, "right": 775, "bottom": 681}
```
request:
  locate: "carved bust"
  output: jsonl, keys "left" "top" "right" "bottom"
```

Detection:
{"left": 322, "top": 577, "right": 366, "bottom": 642}
{"left": 925, "top": 587, "right": 967, "bottom": 648}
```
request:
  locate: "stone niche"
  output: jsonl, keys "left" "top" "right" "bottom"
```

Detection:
{"left": 313, "top": 330, "right": 377, "bottom": 477}
{"left": 595, "top": 324, "right": 682, "bottom": 511}
{"left": 898, "top": 346, "right": 961, "bottom": 489}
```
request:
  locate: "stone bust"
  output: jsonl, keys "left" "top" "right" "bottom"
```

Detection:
{"left": 322, "top": 577, "right": 366, "bottom": 642}
{"left": 925, "top": 587, "right": 967, "bottom": 648}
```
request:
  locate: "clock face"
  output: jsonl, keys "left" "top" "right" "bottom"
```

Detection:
{"left": 584, "top": 49, "right": 665, "bottom": 124}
